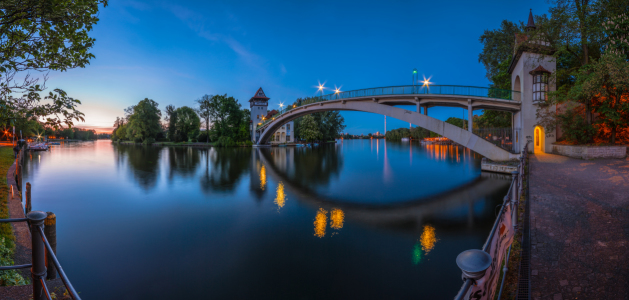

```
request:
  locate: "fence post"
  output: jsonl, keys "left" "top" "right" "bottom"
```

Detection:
{"left": 45, "top": 212, "right": 57, "bottom": 280}
{"left": 26, "top": 183, "right": 31, "bottom": 213}
{"left": 512, "top": 171, "right": 519, "bottom": 229}
{"left": 28, "top": 211, "right": 48, "bottom": 300}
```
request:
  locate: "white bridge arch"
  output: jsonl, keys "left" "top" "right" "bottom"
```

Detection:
{"left": 255, "top": 86, "right": 522, "bottom": 161}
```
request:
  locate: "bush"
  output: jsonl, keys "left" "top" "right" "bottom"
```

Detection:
{"left": 0, "top": 237, "right": 26, "bottom": 286}
{"left": 197, "top": 131, "right": 210, "bottom": 143}
{"left": 558, "top": 107, "right": 596, "bottom": 144}
{"left": 142, "top": 138, "right": 155, "bottom": 145}
{"left": 216, "top": 136, "right": 236, "bottom": 147}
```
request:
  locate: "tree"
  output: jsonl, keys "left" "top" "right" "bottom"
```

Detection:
{"left": 478, "top": 20, "right": 521, "bottom": 82}
{"left": 126, "top": 98, "right": 162, "bottom": 142}
{"left": 167, "top": 110, "right": 178, "bottom": 142}
{"left": 174, "top": 106, "right": 201, "bottom": 142}
{"left": 195, "top": 95, "right": 214, "bottom": 143}
{"left": 563, "top": 51, "right": 629, "bottom": 143}
{"left": 164, "top": 105, "right": 175, "bottom": 122}
{"left": 0, "top": 0, "right": 108, "bottom": 129}
{"left": 300, "top": 115, "right": 321, "bottom": 143}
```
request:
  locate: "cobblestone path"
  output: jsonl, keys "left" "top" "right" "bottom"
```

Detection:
{"left": 530, "top": 152, "right": 629, "bottom": 300}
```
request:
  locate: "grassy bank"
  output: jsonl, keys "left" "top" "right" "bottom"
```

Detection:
{"left": 0, "top": 147, "right": 26, "bottom": 285}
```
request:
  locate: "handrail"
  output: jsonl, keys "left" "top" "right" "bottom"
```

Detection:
{"left": 0, "top": 215, "right": 80, "bottom": 300}
{"left": 256, "top": 84, "right": 521, "bottom": 130}
{"left": 37, "top": 226, "right": 81, "bottom": 300}
{"left": 453, "top": 142, "right": 529, "bottom": 299}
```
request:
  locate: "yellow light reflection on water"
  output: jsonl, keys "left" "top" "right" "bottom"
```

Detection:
{"left": 330, "top": 208, "right": 344, "bottom": 230}
{"left": 260, "top": 165, "right": 267, "bottom": 191}
{"left": 420, "top": 225, "right": 437, "bottom": 255}
{"left": 274, "top": 182, "right": 286, "bottom": 210}
{"left": 314, "top": 208, "right": 328, "bottom": 238}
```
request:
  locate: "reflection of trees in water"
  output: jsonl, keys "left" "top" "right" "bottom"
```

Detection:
{"left": 199, "top": 147, "right": 252, "bottom": 194}
{"left": 260, "top": 145, "right": 343, "bottom": 193}
{"left": 167, "top": 147, "right": 201, "bottom": 180}
{"left": 114, "top": 144, "right": 161, "bottom": 190}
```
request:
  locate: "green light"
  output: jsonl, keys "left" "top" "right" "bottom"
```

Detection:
{"left": 413, "top": 70, "right": 417, "bottom": 73}
{"left": 412, "top": 242, "right": 422, "bottom": 265}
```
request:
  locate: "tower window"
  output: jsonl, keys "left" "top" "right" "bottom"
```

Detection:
{"left": 531, "top": 68, "right": 550, "bottom": 103}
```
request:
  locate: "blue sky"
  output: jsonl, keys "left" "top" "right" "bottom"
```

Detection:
{"left": 45, "top": 0, "right": 551, "bottom": 133}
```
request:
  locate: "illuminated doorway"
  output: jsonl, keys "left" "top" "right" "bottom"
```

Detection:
{"left": 534, "top": 126, "right": 544, "bottom": 153}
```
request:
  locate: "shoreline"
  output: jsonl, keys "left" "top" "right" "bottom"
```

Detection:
{"left": 1, "top": 148, "right": 66, "bottom": 299}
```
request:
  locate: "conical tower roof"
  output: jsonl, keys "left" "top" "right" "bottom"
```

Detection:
{"left": 526, "top": 9, "right": 536, "bottom": 31}
{"left": 249, "top": 87, "right": 270, "bottom": 102}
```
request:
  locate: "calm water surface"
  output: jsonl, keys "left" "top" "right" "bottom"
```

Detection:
{"left": 23, "top": 139, "right": 510, "bottom": 299}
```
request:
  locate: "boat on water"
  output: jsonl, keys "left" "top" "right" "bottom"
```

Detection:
{"left": 29, "top": 143, "right": 49, "bottom": 151}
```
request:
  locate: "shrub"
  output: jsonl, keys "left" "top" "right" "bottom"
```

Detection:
{"left": 142, "top": 138, "right": 155, "bottom": 145}
{"left": 197, "top": 131, "right": 210, "bottom": 143}
{"left": 216, "top": 136, "right": 236, "bottom": 147}
{"left": 0, "top": 237, "right": 26, "bottom": 286}
{"left": 557, "top": 107, "right": 596, "bottom": 144}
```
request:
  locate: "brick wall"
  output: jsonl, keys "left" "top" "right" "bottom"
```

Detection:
{"left": 552, "top": 144, "right": 627, "bottom": 159}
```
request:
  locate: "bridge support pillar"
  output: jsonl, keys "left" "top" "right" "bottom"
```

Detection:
{"left": 423, "top": 106, "right": 428, "bottom": 116}
{"left": 467, "top": 100, "right": 473, "bottom": 132}
{"left": 416, "top": 102, "right": 420, "bottom": 114}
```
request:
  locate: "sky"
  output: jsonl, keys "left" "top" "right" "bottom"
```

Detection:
{"left": 43, "top": 0, "right": 552, "bottom": 134}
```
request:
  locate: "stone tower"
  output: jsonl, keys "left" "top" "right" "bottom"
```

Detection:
{"left": 508, "top": 9, "right": 556, "bottom": 154}
{"left": 249, "top": 87, "right": 269, "bottom": 142}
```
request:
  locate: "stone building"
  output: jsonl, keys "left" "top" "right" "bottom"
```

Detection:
{"left": 249, "top": 88, "right": 293, "bottom": 144}
{"left": 508, "top": 10, "right": 557, "bottom": 153}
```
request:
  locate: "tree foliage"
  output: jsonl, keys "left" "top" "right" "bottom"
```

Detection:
{"left": 126, "top": 98, "right": 162, "bottom": 143}
{"left": 562, "top": 52, "right": 629, "bottom": 143}
{"left": 299, "top": 115, "right": 321, "bottom": 143}
{"left": 174, "top": 106, "right": 201, "bottom": 142}
{"left": 0, "top": 0, "right": 108, "bottom": 129}
{"left": 195, "top": 95, "right": 213, "bottom": 143}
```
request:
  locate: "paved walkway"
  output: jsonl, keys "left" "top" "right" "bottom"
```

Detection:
{"left": 530, "top": 152, "right": 629, "bottom": 300}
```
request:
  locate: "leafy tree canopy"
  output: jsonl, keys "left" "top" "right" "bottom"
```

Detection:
{"left": 0, "top": 0, "right": 108, "bottom": 129}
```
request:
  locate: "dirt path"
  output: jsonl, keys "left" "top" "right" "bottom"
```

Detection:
{"left": 530, "top": 152, "right": 629, "bottom": 300}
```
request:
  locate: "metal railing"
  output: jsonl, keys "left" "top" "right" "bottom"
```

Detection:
{"left": 256, "top": 85, "right": 520, "bottom": 130}
{"left": 1, "top": 147, "right": 80, "bottom": 300}
{"left": 0, "top": 212, "right": 80, "bottom": 300}
{"left": 473, "top": 128, "right": 522, "bottom": 154}
{"left": 453, "top": 142, "right": 529, "bottom": 300}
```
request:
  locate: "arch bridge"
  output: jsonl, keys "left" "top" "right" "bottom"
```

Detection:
{"left": 254, "top": 85, "right": 522, "bottom": 161}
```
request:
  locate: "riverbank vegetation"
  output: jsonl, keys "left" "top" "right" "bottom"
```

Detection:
{"left": 479, "top": 0, "right": 629, "bottom": 145}
{"left": 293, "top": 111, "right": 346, "bottom": 144}
{"left": 111, "top": 94, "right": 252, "bottom": 146}
{"left": 0, "top": 147, "right": 27, "bottom": 286}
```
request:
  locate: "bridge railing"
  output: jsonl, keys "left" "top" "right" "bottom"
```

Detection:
{"left": 473, "top": 128, "right": 521, "bottom": 154}
{"left": 256, "top": 85, "right": 520, "bottom": 130}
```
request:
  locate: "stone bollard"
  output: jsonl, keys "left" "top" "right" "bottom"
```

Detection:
{"left": 27, "top": 211, "right": 48, "bottom": 300}
{"left": 25, "top": 183, "right": 31, "bottom": 212}
{"left": 45, "top": 212, "right": 57, "bottom": 280}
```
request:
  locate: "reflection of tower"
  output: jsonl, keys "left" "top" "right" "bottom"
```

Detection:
{"left": 249, "top": 149, "right": 267, "bottom": 201}
{"left": 384, "top": 116, "right": 387, "bottom": 135}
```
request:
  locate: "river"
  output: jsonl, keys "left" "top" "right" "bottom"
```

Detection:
{"left": 22, "top": 139, "right": 510, "bottom": 299}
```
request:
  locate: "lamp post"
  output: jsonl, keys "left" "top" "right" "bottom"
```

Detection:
{"left": 412, "top": 68, "right": 418, "bottom": 86}
{"left": 318, "top": 83, "right": 325, "bottom": 97}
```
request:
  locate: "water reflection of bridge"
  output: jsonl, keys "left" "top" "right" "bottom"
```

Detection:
{"left": 254, "top": 145, "right": 511, "bottom": 232}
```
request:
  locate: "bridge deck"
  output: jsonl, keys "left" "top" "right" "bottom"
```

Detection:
{"left": 256, "top": 85, "right": 520, "bottom": 131}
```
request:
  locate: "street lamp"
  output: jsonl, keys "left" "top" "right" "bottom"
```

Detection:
{"left": 412, "top": 68, "right": 418, "bottom": 86}
{"left": 317, "top": 82, "right": 325, "bottom": 97}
